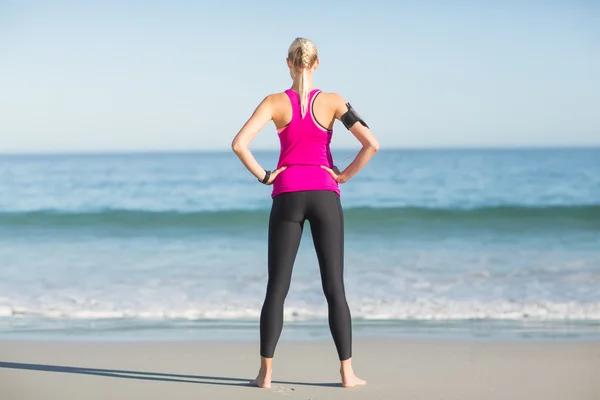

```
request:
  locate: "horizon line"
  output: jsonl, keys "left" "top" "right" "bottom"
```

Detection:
{"left": 1, "top": 144, "right": 599, "bottom": 157}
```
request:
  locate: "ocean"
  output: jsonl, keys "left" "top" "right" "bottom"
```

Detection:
{"left": 1, "top": 148, "right": 599, "bottom": 341}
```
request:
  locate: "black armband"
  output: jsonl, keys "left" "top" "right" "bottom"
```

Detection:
{"left": 341, "top": 103, "right": 369, "bottom": 130}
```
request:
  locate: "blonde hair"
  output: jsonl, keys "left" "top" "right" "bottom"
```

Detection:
{"left": 288, "top": 37, "right": 318, "bottom": 118}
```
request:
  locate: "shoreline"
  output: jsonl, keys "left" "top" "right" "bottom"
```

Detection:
{"left": 2, "top": 316, "right": 600, "bottom": 343}
{"left": 1, "top": 339, "right": 598, "bottom": 399}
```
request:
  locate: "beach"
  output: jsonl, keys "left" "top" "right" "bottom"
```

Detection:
{"left": 1, "top": 339, "right": 599, "bottom": 399}
{"left": 1, "top": 149, "right": 599, "bottom": 398}
{"left": 2, "top": 0, "right": 600, "bottom": 396}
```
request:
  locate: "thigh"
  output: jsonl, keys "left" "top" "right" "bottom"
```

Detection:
{"left": 306, "top": 191, "right": 344, "bottom": 276}
{"left": 268, "top": 192, "right": 307, "bottom": 278}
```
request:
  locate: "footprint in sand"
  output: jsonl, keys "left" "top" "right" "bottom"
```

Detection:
{"left": 272, "top": 386, "right": 296, "bottom": 395}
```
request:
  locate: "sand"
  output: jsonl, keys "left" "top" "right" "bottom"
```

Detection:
{"left": 1, "top": 339, "right": 599, "bottom": 399}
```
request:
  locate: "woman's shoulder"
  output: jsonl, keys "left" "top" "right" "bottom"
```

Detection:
{"left": 253, "top": 92, "right": 292, "bottom": 111}
{"left": 314, "top": 91, "right": 348, "bottom": 116}
{"left": 315, "top": 90, "right": 347, "bottom": 105}
{"left": 262, "top": 91, "right": 292, "bottom": 103}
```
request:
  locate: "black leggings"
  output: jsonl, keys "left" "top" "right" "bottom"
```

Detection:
{"left": 260, "top": 190, "right": 352, "bottom": 361}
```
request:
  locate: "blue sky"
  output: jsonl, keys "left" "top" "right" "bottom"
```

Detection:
{"left": 1, "top": 0, "right": 598, "bottom": 153}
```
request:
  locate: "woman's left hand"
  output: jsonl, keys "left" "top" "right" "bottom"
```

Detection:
{"left": 264, "top": 166, "right": 287, "bottom": 185}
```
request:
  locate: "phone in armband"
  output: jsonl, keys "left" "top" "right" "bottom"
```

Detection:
{"left": 341, "top": 103, "right": 369, "bottom": 130}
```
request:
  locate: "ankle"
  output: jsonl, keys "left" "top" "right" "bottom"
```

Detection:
{"left": 260, "top": 366, "right": 272, "bottom": 373}
{"left": 340, "top": 358, "right": 353, "bottom": 373}
{"left": 259, "top": 357, "right": 273, "bottom": 374}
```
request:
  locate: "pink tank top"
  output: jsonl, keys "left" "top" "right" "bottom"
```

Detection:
{"left": 272, "top": 89, "right": 340, "bottom": 197}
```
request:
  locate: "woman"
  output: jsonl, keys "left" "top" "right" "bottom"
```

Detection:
{"left": 231, "top": 37, "right": 379, "bottom": 389}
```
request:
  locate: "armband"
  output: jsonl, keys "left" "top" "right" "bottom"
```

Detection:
{"left": 340, "top": 103, "right": 369, "bottom": 130}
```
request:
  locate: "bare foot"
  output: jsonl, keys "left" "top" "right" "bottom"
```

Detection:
{"left": 340, "top": 360, "right": 366, "bottom": 388}
{"left": 341, "top": 372, "right": 367, "bottom": 388}
{"left": 250, "top": 368, "right": 272, "bottom": 388}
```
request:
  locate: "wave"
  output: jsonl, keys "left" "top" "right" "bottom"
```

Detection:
{"left": 1, "top": 300, "right": 600, "bottom": 321}
{"left": 1, "top": 205, "right": 599, "bottom": 231}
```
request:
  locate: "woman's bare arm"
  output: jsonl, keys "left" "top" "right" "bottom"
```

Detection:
{"left": 322, "top": 94, "right": 379, "bottom": 183}
{"left": 231, "top": 95, "right": 286, "bottom": 184}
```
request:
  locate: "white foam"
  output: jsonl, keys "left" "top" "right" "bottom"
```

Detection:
{"left": 1, "top": 299, "right": 600, "bottom": 321}
{"left": 0, "top": 305, "right": 13, "bottom": 317}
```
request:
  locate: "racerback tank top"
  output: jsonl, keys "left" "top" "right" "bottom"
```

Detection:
{"left": 271, "top": 89, "right": 340, "bottom": 197}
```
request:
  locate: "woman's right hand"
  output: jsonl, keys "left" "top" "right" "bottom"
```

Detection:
{"left": 321, "top": 165, "right": 348, "bottom": 184}
{"left": 264, "top": 166, "right": 287, "bottom": 185}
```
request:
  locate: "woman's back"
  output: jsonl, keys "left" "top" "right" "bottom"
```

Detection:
{"left": 270, "top": 88, "right": 341, "bottom": 197}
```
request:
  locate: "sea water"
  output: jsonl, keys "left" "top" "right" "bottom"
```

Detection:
{"left": 0, "top": 148, "right": 599, "bottom": 341}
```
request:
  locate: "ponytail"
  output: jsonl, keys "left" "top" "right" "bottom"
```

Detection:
{"left": 288, "top": 37, "right": 318, "bottom": 119}
{"left": 299, "top": 67, "right": 309, "bottom": 118}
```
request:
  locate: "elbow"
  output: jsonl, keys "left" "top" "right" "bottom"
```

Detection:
{"left": 231, "top": 140, "right": 245, "bottom": 155}
{"left": 366, "top": 140, "right": 380, "bottom": 153}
